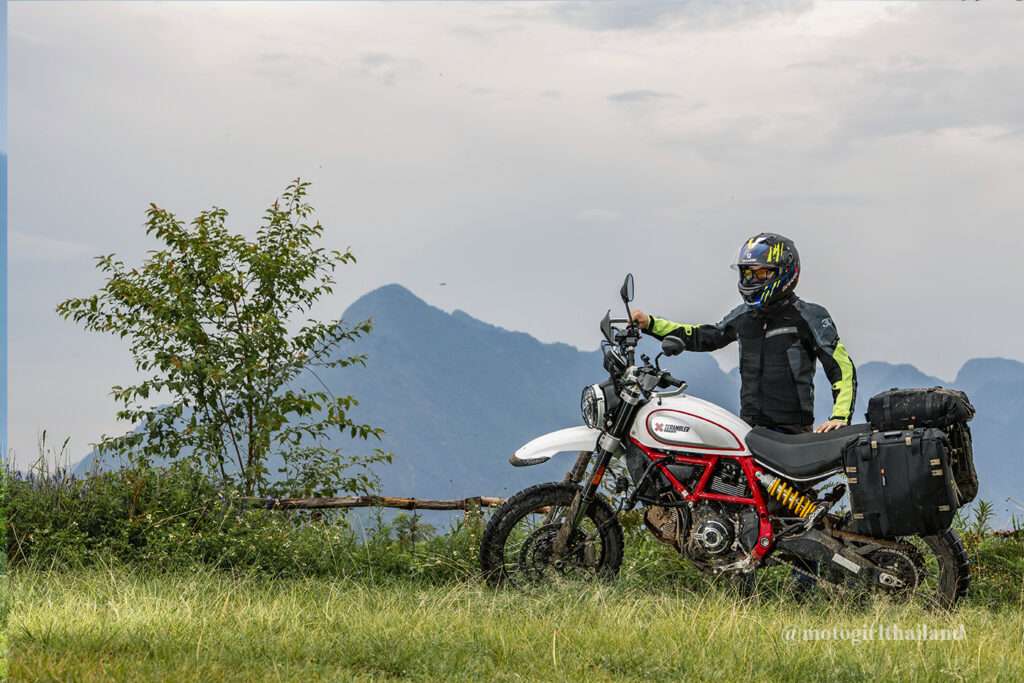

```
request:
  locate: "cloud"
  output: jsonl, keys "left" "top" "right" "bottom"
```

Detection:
{"left": 465, "top": 85, "right": 495, "bottom": 97}
{"left": 607, "top": 89, "right": 673, "bottom": 104}
{"left": 550, "top": 0, "right": 812, "bottom": 32}
{"left": 449, "top": 20, "right": 526, "bottom": 42}
{"left": 838, "top": 63, "right": 1024, "bottom": 140}
{"left": 785, "top": 55, "right": 863, "bottom": 71}
{"left": 990, "top": 127, "right": 1024, "bottom": 142}
{"left": 359, "top": 52, "right": 419, "bottom": 86}
{"left": 575, "top": 208, "right": 621, "bottom": 224}
{"left": 8, "top": 0, "right": 1024, "bottom": 477}
{"left": 11, "top": 231, "right": 95, "bottom": 264}
{"left": 727, "top": 193, "right": 873, "bottom": 210}
{"left": 248, "top": 50, "right": 328, "bottom": 88}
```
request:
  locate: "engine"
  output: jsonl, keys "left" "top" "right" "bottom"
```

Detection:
{"left": 684, "top": 502, "right": 759, "bottom": 570}
{"left": 633, "top": 454, "right": 760, "bottom": 570}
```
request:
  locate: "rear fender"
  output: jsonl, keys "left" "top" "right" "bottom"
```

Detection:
{"left": 509, "top": 426, "right": 601, "bottom": 467}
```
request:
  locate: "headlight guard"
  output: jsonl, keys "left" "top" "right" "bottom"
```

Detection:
{"left": 581, "top": 383, "right": 605, "bottom": 430}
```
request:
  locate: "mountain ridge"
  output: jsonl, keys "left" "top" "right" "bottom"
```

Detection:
{"left": 76, "top": 283, "right": 1023, "bottom": 524}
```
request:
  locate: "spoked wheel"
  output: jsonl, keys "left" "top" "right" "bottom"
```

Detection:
{"left": 479, "top": 482, "right": 624, "bottom": 588}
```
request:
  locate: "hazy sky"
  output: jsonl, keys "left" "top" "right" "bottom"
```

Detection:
{"left": 8, "top": 2, "right": 1024, "bottom": 464}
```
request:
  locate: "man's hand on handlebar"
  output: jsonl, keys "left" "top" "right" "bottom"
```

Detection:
{"left": 630, "top": 309, "right": 650, "bottom": 330}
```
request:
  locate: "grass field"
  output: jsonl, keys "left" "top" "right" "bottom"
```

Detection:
{"left": 6, "top": 567, "right": 1024, "bottom": 682}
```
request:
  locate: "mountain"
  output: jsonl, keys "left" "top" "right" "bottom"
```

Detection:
{"left": 77, "top": 284, "right": 1023, "bottom": 525}
{"left": 296, "top": 284, "right": 741, "bottom": 500}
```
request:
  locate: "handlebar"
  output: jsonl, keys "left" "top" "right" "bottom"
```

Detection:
{"left": 657, "top": 373, "right": 684, "bottom": 389}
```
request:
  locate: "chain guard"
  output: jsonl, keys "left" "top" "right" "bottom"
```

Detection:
{"left": 770, "top": 541, "right": 927, "bottom": 596}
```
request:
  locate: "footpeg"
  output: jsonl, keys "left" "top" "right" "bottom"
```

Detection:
{"left": 822, "top": 483, "right": 846, "bottom": 505}
{"left": 803, "top": 484, "right": 845, "bottom": 530}
{"left": 803, "top": 503, "right": 828, "bottom": 530}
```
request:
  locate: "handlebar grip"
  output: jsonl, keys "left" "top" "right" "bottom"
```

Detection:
{"left": 658, "top": 373, "right": 684, "bottom": 389}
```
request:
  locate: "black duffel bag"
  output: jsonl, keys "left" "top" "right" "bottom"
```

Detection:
{"left": 867, "top": 386, "right": 975, "bottom": 431}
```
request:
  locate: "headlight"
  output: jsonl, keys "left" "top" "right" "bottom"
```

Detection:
{"left": 581, "top": 383, "right": 605, "bottom": 429}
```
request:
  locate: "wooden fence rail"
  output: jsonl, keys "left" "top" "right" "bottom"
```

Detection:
{"left": 241, "top": 495, "right": 505, "bottom": 512}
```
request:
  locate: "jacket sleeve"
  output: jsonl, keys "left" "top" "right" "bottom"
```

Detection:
{"left": 800, "top": 303, "right": 857, "bottom": 422}
{"left": 643, "top": 305, "right": 745, "bottom": 352}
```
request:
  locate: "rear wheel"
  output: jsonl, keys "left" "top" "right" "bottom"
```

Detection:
{"left": 750, "top": 529, "right": 969, "bottom": 607}
{"left": 479, "top": 482, "right": 624, "bottom": 588}
{"left": 890, "top": 529, "right": 970, "bottom": 609}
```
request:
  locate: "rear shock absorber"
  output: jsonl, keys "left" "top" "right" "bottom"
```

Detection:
{"left": 754, "top": 471, "right": 816, "bottom": 518}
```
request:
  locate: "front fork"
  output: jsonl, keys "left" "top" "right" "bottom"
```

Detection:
{"left": 552, "top": 438, "right": 617, "bottom": 556}
{"left": 552, "top": 388, "right": 641, "bottom": 556}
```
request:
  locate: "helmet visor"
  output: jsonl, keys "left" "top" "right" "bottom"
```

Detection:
{"left": 732, "top": 264, "right": 778, "bottom": 286}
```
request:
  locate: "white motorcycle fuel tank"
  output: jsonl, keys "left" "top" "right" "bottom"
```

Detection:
{"left": 629, "top": 394, "right": 753, "bottom": 456}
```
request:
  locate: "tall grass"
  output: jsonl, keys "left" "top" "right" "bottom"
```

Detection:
{"left": 7, "top": 567, "right": 1024, "bottom": 683}
{"left": 6, "top": 435, "right": 1023, "bottom": 680}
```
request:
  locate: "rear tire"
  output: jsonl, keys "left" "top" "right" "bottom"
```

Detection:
{"left": 870, "top": 528, "right": 970, "bottom": 608}
{"left": 920, "top": 528, "right": 971, "bottom": 609}
{"left": 479, "top": 482, "right": 624, "bottom": 588}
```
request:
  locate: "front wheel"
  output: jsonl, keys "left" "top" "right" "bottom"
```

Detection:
{"left": 479, "top": 482, "right": 624, "bottom": 587}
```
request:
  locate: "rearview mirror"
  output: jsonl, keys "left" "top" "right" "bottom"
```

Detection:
{"left": 661, "top": 336, "right": 685, "bottom": 357}
{"left": 620, "top": 273, "right": 635, "bottom": 304}
{"left": 599, "top": 310, "right": 614, "bottom": 344}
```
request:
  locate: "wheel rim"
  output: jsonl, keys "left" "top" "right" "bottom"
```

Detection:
{"left": 499, "top": 504, "right": 607, "bottom": 586}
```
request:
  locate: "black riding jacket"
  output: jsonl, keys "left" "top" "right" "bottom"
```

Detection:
{"left": 643, "top": 296, "right": 857, "bottom": 429}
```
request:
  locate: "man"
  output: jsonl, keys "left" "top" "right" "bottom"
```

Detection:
{"left": 631, "top": 233, "right": 856, "bottom": 435}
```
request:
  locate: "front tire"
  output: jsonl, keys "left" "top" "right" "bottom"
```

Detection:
{"left": 479, "top": 482, "right": 624, "bottom": 587}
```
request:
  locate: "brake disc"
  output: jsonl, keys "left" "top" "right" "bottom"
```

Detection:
{"left": 517, "top": 523, "right": 595, "bottom": 579}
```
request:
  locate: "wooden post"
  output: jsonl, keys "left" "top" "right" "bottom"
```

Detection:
{"left": 240, "top": 494, "right": 506, "bottom": 511}
{"left": 463, "top": 496, "right": 482, "bottom": 526}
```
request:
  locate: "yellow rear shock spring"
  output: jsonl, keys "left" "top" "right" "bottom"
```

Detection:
{"left": 754, "top": 471, "right": 816, "bottom": 518}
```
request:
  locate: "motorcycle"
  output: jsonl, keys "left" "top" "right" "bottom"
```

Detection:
{"left": 479, "top": 274, "right": 970, "bottom": 606}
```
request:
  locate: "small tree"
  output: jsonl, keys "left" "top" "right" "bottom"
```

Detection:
{"left": 58, "top": 179, "right": 389, "bottom": 496}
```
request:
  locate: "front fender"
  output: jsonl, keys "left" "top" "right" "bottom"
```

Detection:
{"left": 509, "top": 426, "right": 601, "bottom": 467}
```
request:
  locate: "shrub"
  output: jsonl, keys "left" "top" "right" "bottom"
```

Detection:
{"left": 55, "top": 179, "right": 389, "bottom": 497}
{"left": 8, "top": 459, "right": 1023, "bottom": 607}
{"left": 5, "top": 459, "right": 480, "bottom": 582}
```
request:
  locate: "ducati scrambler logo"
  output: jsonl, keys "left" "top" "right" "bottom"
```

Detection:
{"left": 653, "top": 422, "right": 691, "bottom": 434}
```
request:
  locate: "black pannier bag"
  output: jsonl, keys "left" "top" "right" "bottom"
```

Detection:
{"left": 842, "top": 428, "right": 959, "bottom": 538}
{"left": 946, "top": 422, "right": 979, "bottom": 505}
{"left": 867, "top": 386, "right": 975, "bottom": 430}
{"left": 865, "top": 386, "right": 978, "bottom": 505}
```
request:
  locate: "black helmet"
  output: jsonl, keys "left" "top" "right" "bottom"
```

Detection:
{"left": 734, "top": 233, "right": 800, "bottom": 309}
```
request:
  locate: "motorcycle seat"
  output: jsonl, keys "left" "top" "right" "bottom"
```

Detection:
{"left": 747, "top": 423, "right": 871, "bottom": 481}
